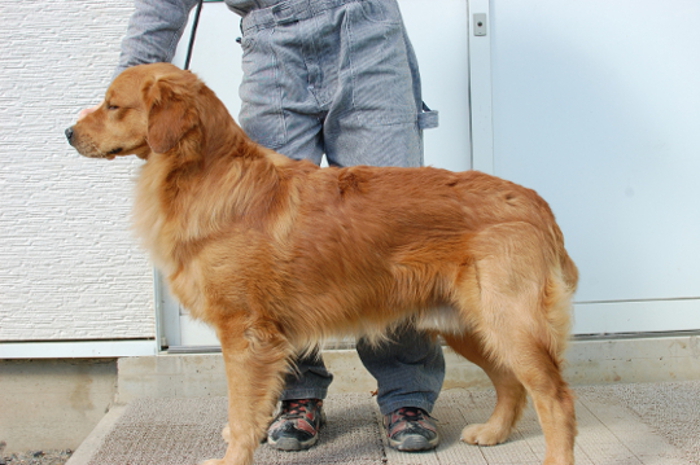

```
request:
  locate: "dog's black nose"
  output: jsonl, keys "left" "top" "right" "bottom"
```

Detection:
{"left": 65, "top": 127, "right": 74, "bottom": 144}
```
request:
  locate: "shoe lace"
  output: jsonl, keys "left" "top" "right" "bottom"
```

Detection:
{"left": 280, "top": 399, "right": 319, "bottom": 420}
{"left": 388, "top": 407, "right": 437, "bottom": 430}
{"left": 397, "top": 407, "right": 426, "bottom": 422}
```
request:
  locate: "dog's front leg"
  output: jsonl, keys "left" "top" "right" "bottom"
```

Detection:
{"left": 200, "top": 314, "right": 292, "bottom": 465}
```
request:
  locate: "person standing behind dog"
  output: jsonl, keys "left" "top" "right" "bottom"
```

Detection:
{"left": 83, "top": 0, "right": 445, "bottom": 453}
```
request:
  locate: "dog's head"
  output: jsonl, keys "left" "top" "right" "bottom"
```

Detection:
{"left": 65, "top": 63, "right": 202, "bottom": 160}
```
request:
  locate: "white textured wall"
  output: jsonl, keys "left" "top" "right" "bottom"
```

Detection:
{"left": 0, "top": 0, "right": 155, "bottom": 341}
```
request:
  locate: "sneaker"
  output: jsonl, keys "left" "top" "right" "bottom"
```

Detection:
{"left": 384, "top": 407, "right": 439, "bottom": 451}
{"left": 267, "top": 399, "right": 325, "bottom": 451}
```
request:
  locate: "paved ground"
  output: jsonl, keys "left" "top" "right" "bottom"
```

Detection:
{"left": 66, "top": 381, "right": 699, "bottom": 465}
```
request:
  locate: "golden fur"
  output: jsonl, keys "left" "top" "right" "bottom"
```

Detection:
{"left": 67, "top": 63, "right": 579, "bottom": 465}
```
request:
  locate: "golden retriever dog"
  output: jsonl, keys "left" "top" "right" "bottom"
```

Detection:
{"left": 66, "top": 63, "right": 578, "bottom": 465}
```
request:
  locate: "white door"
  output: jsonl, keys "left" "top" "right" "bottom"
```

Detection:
{"left": 480, "top": 0, "right": 700, "bottom": 334}
{"left": 158, "top": 0, "right": 700, "bottom": 351}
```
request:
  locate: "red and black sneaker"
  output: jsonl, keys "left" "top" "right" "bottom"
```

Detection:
{"left": 384, "top": 407, "right": 439, "bottom": 451}
{"left": 267, "top": 398, "right": 326, "bottom": 451}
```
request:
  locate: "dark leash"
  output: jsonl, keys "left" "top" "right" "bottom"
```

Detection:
{"left": 184, "top": 0, "right": 205, "bottom": 70}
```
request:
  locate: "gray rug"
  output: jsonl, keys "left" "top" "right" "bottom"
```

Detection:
{"left": 87, "top": 394, "right": 384, "bottom": 465}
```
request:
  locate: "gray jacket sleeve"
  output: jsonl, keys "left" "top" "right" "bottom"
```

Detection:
{"left": 114, "top": 0, "right": 201, "bottom": 80}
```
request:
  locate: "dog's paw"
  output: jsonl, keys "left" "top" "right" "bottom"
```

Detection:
{"left": 221, "top": 424, "right": 231, "bottom": 443}
{"left": 461, "top": 423, "right": 510, "bottom": 446}
{"left": 199, "top": 460, "right": 225, "bottom": 465}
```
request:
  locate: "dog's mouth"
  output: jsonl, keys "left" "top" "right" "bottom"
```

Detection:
{"left": 83, "top": 147, "right": 121, "bottom": 160}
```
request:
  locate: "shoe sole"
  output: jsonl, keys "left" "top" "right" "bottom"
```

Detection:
{"left": 388, "top": 433, "right": 440, "bottom": 452}
{"left": 268, "top": 435, "right": 318, "bottom": 452}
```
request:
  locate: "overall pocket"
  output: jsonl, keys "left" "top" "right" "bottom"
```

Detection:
{"left": 238, "top": 28, "right": 288, "bottom": 148}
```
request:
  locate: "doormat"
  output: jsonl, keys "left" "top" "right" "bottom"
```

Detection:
{"left": 87, "top": 393, "right": 385, "bottom": 465}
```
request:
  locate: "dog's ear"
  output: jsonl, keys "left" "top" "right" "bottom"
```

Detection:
{"left": 142, "top": 73, "right": 198, "bottom": 154}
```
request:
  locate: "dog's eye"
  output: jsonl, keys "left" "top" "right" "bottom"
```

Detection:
{"left": 107, "top": 104, "right": 119, "bottom": 111}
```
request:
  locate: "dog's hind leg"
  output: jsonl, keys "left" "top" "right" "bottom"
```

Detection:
{"left": 459, "top": 228, "right": 576, "bottom": 465}
{"left": 443, "top": 333, "right": 527, "bottom": 446}
{"left": 471, "top": 291, "right": 575, "bottom": 465}
{"left": 200, "top": 313, "right": 292, "bottom": 465}
{"left": 505, "top": 333, "right": 575, "bottom": 465}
